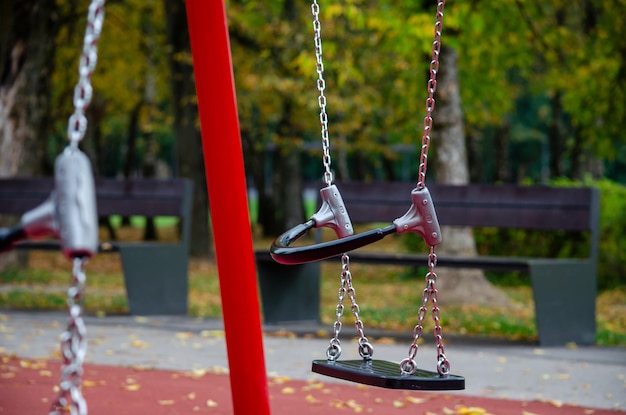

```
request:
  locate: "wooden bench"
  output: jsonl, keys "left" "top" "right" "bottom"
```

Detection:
{"left": 0, "top": 177, "right": 193, "bottom": 315}
{"left": 258, "top": 181, "right": 600, "bottom": 346}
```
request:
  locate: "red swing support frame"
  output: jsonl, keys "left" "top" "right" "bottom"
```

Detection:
{"left": 185, "top": 2, "right": 271, "bottom": 415}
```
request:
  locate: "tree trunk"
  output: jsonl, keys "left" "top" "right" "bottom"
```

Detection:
{"left": 164, "top": 0, "right": 212, "bottom": 257}
{"left": 0, "top": 0, "right": 59, "bottom": 177}
{"left": 432, "top": 45, "right": 510, "bottom": 307}
{"left": 0, "top": 0, "right": 60, "bottom": 271}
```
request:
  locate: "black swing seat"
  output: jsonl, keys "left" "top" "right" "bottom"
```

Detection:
{"left": 312, "top": 359, "right": 465, "bottom": 391}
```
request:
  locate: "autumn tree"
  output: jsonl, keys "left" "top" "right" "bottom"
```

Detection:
{"left": 163, "top": 0, "right": 212, "bottom": 257}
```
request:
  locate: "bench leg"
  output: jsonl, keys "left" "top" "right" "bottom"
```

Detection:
{"left": 528, "top": 260, "right": 596, "bottom": 346}
{"left": 256, "top": 260, "right": 320, "bottom": 324}
{"left": 118, "top": 244, "right": 189, "bottom": 315}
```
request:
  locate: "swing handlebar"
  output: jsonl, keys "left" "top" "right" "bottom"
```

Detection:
{"left": 270, "top": 186, "right": 442, "bottom": 265}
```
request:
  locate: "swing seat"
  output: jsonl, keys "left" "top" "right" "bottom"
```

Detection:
{"left": 312, "top": 359, "right": 465, "bottom": 391}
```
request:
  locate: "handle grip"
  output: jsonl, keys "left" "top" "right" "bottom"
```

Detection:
{"left": 54, "top": 146, "right": 98, "bottom": 258}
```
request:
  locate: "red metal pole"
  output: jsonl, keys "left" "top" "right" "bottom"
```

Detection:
{"left": 184, "top": 2, "right": 271, "bottom": 415}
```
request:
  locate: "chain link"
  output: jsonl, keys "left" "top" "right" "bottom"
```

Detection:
{"left": 325, "top": 254, "right": 374, "bottom": 361}
{"left": 400, "top": 246, "right": 450, "bottom": 376}
{"left": 400, "top": 0, "right": 450, "bottom": 377}
{"left": 49, "top": 257, "right": 89, "bottom": 415}
{"left": 50, "top": 1, "right": 106, "bottom": 413}
{"left": 311, "top": 1, "right": 333, "bottom": 186}
{"left": 416, "top": 0, "right": 445, "bottom": 190}
{"left": 67, "top": 0, "right": 106, "bottom": 149}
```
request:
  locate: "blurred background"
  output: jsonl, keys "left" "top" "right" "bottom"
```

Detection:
{"left": 1, "top": 0, "right": 624, "bottom": 292}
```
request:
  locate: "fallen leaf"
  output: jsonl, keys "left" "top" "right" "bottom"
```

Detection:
{"left": 392, "top": 400, "right": 405, "bottom": 408}
{"left": 272, "top": 375, "right": 291, "bottom": 384}
{"left": 305, "top": 394, "right": 320, "bottom": 404}
{"left": 281, "top": 387, "right": 295, "bottom": 394}
{"left": 158, "top": 400, "right": 175, "bottom": 405}
{"left": 129, "top": 340, "right": 150, "bottom": 349}
{"left": 200, "top": 330, "right": 224, "bottom": 338}
{"left": 457, "top": 406, "right": 489, "bottom": 414}
{"left": 187, "top": 392, "right": 196, "bottom": 400}
{"left": 206, "top": 399, "right": 218, "bottom": 407}
{"left": 302, "top": 382, "right": 324, "bottom": 391}
{"left": 123, "top": 384, "right": 140, "bottom": 391}
{"left": 175, "top": 332, "right": 193, "bottom": 340}
{"left": 405, "top": 396, "right": 425, "bottom": 404}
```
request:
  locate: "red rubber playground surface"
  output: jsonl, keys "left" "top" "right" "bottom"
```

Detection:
{"left": 1, "top": 355, "right": 623, "bottom": 415}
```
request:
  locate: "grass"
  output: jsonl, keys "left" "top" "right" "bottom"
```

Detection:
{"left": 0, "top": 226, "right": 624, "bottom": 346}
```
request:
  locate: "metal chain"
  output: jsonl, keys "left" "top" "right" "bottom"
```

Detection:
{"left": 397, "top": 0, "right": 451, "bottom": 377}
{"left": 416, "top": 0, "right": 445, "bottom": 190}
{"left": 67, "top": 0, "right": 106, "bottom": 150}
{"left": 325, "top": 254, "right": 374, "bottom": 361}
{"left": 49, "top": 257, "right": 89, "bottom": 415}
{"left": 311, "top": 0, "right": 333, "bottom": 186}
{"left": 400, "top": 247, "right": 450, "bottom": 376}
{"left": 50, "top": 1, "right": 106, "bottom": 413}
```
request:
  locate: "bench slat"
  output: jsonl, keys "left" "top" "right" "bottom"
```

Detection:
{"left": 0, "top": 178, "right": 190, "bottom": 217}
{"left": 332, "top": 182, "right": 597, "bottom": 232}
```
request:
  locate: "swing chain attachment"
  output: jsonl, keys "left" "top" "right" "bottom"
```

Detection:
{"left": 417, "top": 0, "right": 445, "bottom": 190}
{"left": 311, "top": 0, "right": 333, "bottom": 186}
{"left": 326, "top": 254, "right": 374, "bottom": 362}
{"left": 67, "top": 0, "right": 105, "bottom": 149}
{"left": 400, "top": 245, "right": 450, "bottom": 376}
{"left": 49, "top": 257, "right": 89, "bottom": 415}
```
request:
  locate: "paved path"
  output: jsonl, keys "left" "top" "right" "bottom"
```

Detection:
{"left": 1, "top": 310, "right": 625, "bottom": 412}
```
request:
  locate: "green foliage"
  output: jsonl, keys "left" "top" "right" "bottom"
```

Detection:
{"left": 51, "top": 0, "right": 172, "bottom": 175}
{"left": 551, "top": 178, "right": 626, "bottom": 290}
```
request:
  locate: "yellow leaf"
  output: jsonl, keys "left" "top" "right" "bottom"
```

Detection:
{"left": 206, "top": 399, "right": 218, "bottom": 407}
{"left": 302, "top": 382, "right": 324, "bottom": 391}
{"left": 457, "top": 406, "right": 488, "bottom": 414}
{"left": 305, "top": 394, "right": 320, "bottom": 404}
{"left": 405, "top": 396, "right": 425, "bottom": 404}
{"left": 393, "top": 400, "right": 405, "bottom": 408}
{"left": 158, "top": 400, "right": 175, "bottom": 405}
{"left": 272, "top": 375, "right": 292, "bottom": 384}
{"left": 281, "top": 387, "right": 295, "bottom": 394}
{"left": 124, "top": 384, "right": 140, "bottom": 391}
{"left": 130, "top": 340, "right": 150, "bottom": 349}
